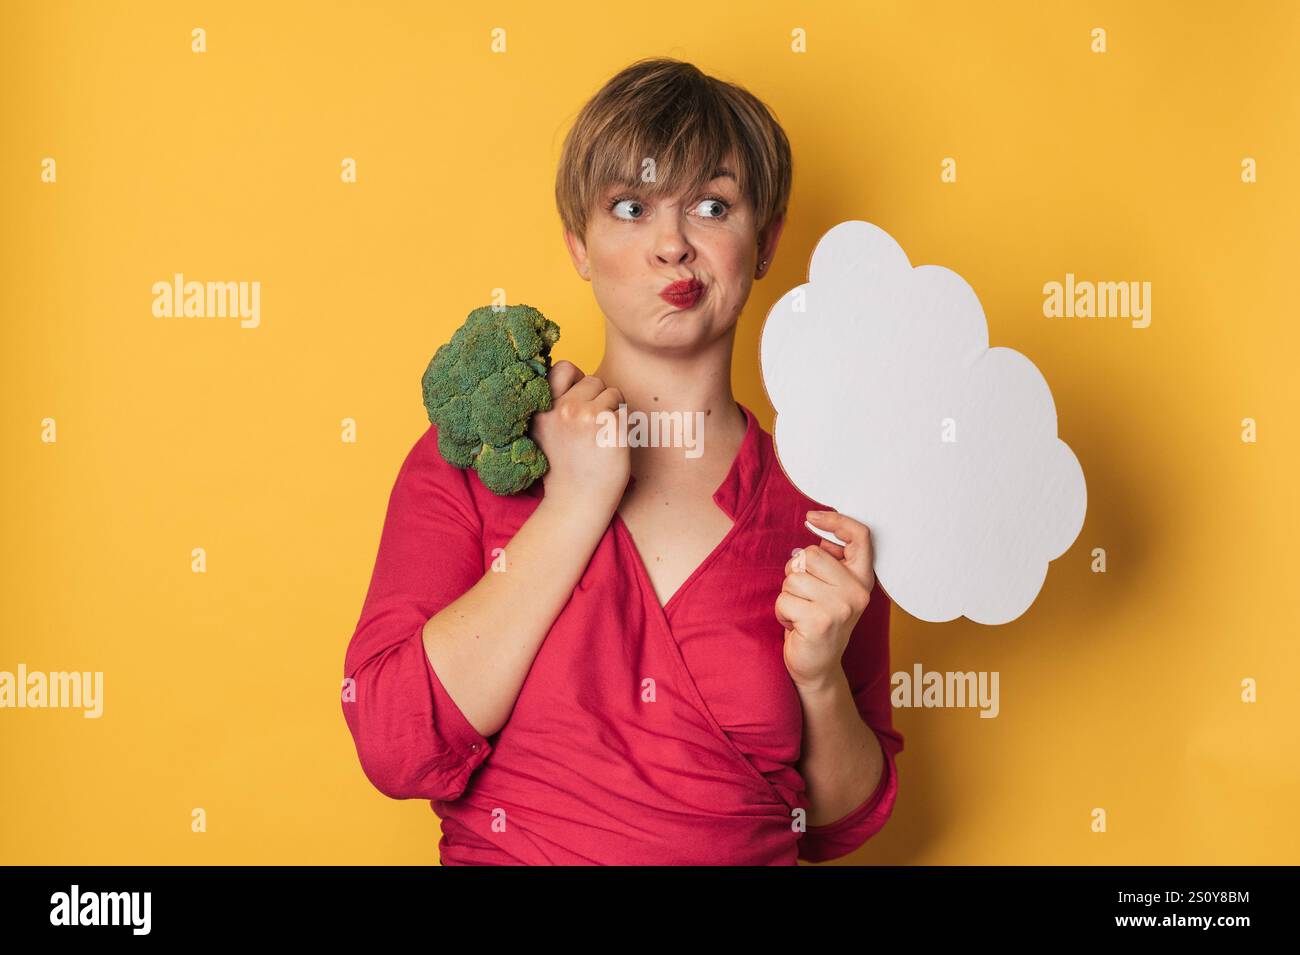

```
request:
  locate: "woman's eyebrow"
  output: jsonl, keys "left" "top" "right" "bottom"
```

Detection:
{"left": 601, "top": 168, "right": 737, "bottom": 199}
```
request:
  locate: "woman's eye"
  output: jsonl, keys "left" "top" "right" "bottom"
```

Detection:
{"left": 694, "top": 198, "right": 729, "bottom": 219}
{"left": 611, "top": 198, "right": 644, "bottom": 220}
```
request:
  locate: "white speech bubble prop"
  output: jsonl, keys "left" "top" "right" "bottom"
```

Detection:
{"left": 759, "top": 220, "right": 1086, "bottom": 625}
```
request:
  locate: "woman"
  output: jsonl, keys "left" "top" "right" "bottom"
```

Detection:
{"left": 341, "top": 57, "right": 902, "bottom": 865}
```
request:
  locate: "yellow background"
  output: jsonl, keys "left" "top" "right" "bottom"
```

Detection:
{"left": 2, "top": 0, "right": 1297, "bottom": 864}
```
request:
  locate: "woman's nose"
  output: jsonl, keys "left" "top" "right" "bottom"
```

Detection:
{"left": 654, "top": 231, "right": 694, "bottom": 265}
{"left": 650, "top": 205, "right": 696, "bottom": 264}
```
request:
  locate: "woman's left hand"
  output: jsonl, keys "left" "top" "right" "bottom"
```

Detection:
{"left": 776, "top": 510, "right": 876, "bottom": 693}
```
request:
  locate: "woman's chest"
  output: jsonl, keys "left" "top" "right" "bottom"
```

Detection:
{"left": 482, "top": 486, "right": 809, "bottom": 779}
{"left": 616, "top": 489, "right": 736, "bottom": 610}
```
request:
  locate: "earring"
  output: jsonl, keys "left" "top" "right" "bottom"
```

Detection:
{"left": 759, "top": 258, "right": 768, "bottom": 271}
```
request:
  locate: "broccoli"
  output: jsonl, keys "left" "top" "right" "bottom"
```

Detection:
{"left": 421, "top": 304, "right": 560, "bottom": 495}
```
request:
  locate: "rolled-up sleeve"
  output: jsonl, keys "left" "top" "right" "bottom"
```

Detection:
{"left": 341, "top": 424, "right": 493, "bottom": 802}
{"left": 798, "top": 585, "right": 903, "bottom": 862}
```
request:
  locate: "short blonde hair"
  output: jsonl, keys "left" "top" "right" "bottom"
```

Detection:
{"left": 555, "top": 57, "right": 792, "bottom": 242}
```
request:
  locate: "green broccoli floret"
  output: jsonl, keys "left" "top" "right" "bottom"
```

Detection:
{"left": 421, "top": 304, "right": 560, "bottom": 494}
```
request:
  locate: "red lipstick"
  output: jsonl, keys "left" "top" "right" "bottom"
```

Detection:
{"left": 659, "top": 279, "right": 703, "bottom": 309}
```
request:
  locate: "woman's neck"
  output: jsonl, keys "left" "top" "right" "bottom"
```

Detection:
{"left": 592, "top": 328, "right": 748, "bottom": 480}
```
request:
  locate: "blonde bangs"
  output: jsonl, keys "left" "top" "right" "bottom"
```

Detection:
{"left": 556, "top": 58, "right": 791, "bottom": 241}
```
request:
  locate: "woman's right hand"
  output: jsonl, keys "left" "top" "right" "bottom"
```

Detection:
{"left": 531, "top": 360, "right": 631, "bottom": 516}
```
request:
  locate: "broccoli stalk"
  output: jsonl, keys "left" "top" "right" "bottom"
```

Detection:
{"left": 421, "top": 304, "right": 560, "bottom": 494}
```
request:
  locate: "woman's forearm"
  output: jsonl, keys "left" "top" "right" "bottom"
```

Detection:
{"left": 796, "top": 669, "right": 885, "bottom": 826}
{"left": 422, "top": 492, "right": 613, "bottom": 738}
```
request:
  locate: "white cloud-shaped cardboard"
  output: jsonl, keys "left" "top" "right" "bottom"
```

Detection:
{"left": 760, "top": 220, "right": 1086, "bottom": 625}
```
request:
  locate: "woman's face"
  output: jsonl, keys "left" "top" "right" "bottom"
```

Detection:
{"left": 565, "top": 159, "right": 784, "bottom": 353}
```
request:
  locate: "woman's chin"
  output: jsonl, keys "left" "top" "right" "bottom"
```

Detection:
{"left": 652, "top": 306, "right": 704, "bottom": 327}
{"left": 647, "top": 327, "right": 723, "bottom": 355}
{"left": 604, "top": 305, "right": 731, "bottom": 351}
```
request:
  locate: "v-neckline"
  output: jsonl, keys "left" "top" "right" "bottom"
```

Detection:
{"left": 612, "top": 402, "right": 757, "bottom": 619}
{"left": 613, "top": 510, "right": 737, "bottom": 619}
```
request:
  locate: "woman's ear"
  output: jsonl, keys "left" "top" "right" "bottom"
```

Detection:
{"left": 563, "top": 227, "right": 592, "bottom": 281}
{"left": 756, "top": 213, "right": 787, "bottom": 277}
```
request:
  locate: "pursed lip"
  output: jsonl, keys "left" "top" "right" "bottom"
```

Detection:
{"left": 659, "top": 278, "right": 704, "bottom": 307}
